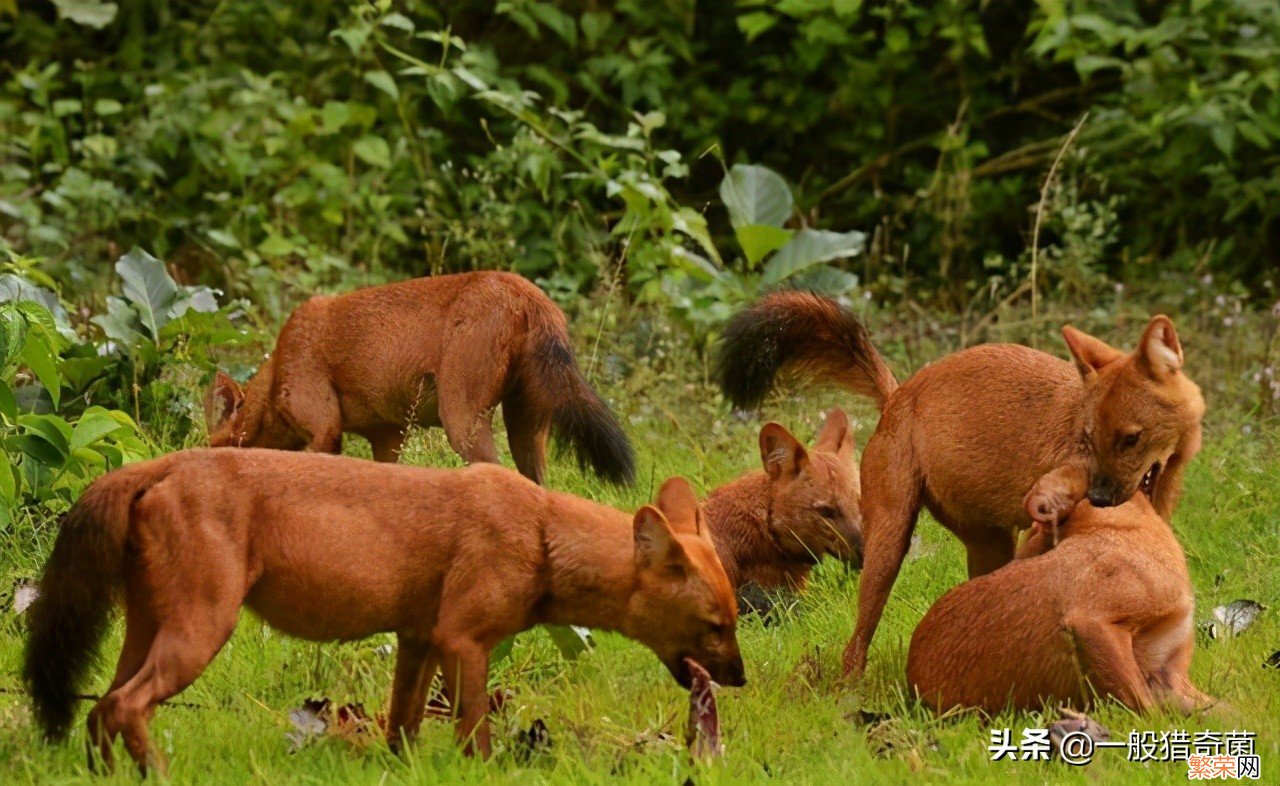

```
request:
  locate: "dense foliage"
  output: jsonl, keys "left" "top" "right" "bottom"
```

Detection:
{"left": 2, "top": 0, "right": 1277, "bottom": 320}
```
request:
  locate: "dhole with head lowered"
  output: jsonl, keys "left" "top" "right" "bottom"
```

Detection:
{"left": 22, "top": 451, "right": 742, "bottom": 772}
{"left": 204, "top": 270, "right": 634, "bottom": 485}
{"left": 717, "top": 292, "right": 1204, "bottom": 677}
{"left": 701, "top": 408, "right": 863, "bottom": 590}
{"left": 906, "top": 476, "right": 1215, "bottom": 716}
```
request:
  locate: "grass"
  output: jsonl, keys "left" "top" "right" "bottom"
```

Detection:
{"left": 1, "top": 315, "right": 1279, "bottom": 784}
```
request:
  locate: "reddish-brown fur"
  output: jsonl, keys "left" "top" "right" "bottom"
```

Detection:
{"left": 716, "top": 292, "right": 1205, "bottom": 677}
{"left": 204, "top": 271, "right": 634, "bottom": 485}
{"left": 701, "top": 409, "right": 863, "bottom": 589}
{"left": 907, "top": 481, "right": 1214, "bottom": 715}
{"left": 22, "top": 451, "right": 741, "bottom": 772}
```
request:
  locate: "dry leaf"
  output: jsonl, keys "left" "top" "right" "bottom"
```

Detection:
{"left": 12, "top": 580, "right": 39, "bottom": 614}
{"left": 1210, "top": 599, "right": 1265, "bottom": 638}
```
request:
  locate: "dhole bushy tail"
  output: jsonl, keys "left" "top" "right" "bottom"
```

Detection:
{"left": 518, "top": 315, "right": 635, "bottom": 485}
{"left": 717, "top": 291, "right": 897, "bottom": 410}
{"left": 23, "top": 464, "right": 160, "bottom": 739}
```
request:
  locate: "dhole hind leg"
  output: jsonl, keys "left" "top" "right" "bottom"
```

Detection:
{"left": 276, "top": 377, "right": 343, "bottom": 453}
{"left": 385, "top": 637, "right": 440, "bottom": 754}
{"left": 86, "top": 601, "right": 159, "bottom": 772}
{"left": 368, "top": 428, "right": 405, "bottom": 463}
{"left": 962, "top": 526, "right": 1015, "bottom": 578}
{"left": 502, "top": 390, "right": 549, "bottom": 484}
{"left": 437, "top": 353, "right": 507, "bottom": 466}
{"left": 436, "top": 637, "right": 492, "bottom": 757}
{"left": 1065, "top": 616, "right": 1155, "bottom": 713}
{"left": 843, "top": 432, "right": 921, "bottom": 678}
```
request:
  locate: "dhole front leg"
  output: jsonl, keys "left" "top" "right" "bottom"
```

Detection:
{"left": 385, "top": 637, "right": 439, "bottom": 754}
{"left": 843, "top": 433, "right": 921, "bottom": 679}
{"left": 437, "top": 638, "right": 493, "bottom": 757}
{"left": 1064, "top": 616, "right": 1155, "bottom": 713}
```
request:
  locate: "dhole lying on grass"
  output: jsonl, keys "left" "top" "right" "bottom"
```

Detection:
{"left": 717, "top": 292, "right": 1205, "bottom": 677}
{"left": 906, "top": 475, "right": 1215, "bottom": 715}
{"left": 701, "top": 408, "right": 863, "bottom": 590}
{"left": 23, "top": 451, "right": 742, "bottom": 772}
{"left": 204, "top": 270, "right": 635, "bottom": 485}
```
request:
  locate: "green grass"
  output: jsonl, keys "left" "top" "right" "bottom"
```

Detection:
{"left": 2, "top": 378, "right": 1278, "bottom": 784}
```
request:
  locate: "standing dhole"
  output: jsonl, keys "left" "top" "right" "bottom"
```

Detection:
{"left": 716, "top": 292, "right": 1204, "bottom": 677}
{"left": 702, "top": 408, "right": 863, "bottom": 589}
{"left": 907, "top": 476, "right": 1215, "bottom": 715}
{"left": 23, "top": 451, "right": 742, "bottom": 772}
{"left": 204, "top": 271, "right": 634, "bottom": 485}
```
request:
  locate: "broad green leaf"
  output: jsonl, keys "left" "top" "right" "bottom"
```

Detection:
{"left": 0, "top": 306, "right": 27, "bottom": 367}
{"left": 93, "top": 98, "right": 124, "bottom": 116}
{"left": 0, "top": 454, "right": 15, "bottom": 506}
{"left": 787, "top": 264, "right": 860, "bottom": 297}
{"left": 116, "top": 247, "right": 178, "bottom": 341}
{"left": 546, "top": 625, "right": 595, "bottom": 659}
{"left": 353, "top": 136, "right": 392, "bottom": 168}
{"left": 671, "top": 207, "right": 723, "bottom": 265}
{"left": 91, "top": 296, "right": 144, "bottom": 346}
{"left": 735, "top": 224, "right": 794, "bottom": 267}
{"left": 0, "top": 274, "right": 74, "bottom": 339}
{"left": 0, "top": 380, "right": 16, "bottom": 422}
{"left": 71, "top": 411, "right": 124, "bottom": 449}
{"left": 737, "top": 11, "right": 777, "bottom": 42}
{"left": 719, "top": 164, "right": 793, "bottom": 229}
{"left": 19, "top": 414, "right": 71, "bottom": 466}
{"left": 20, "top": 333, "right": 61, "bottom": 410}
{"left": 363, "top": 70, "right": 400, "bottom": 100}
{"left": 51, "top": 0, "right": 117, "bottom": 28}
{"left": 761, "top": 229, "right": 866, "bottom": 286}
{"left": 669, "top": 248, "right": 721, "bottom": 284}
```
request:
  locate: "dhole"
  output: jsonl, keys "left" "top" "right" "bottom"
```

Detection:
{"left": 906, "top": 476, "right": 1215, "bottom": 715}
{"left": 717, "top": 292, "right": 1204, "bottom": 677}
{"left": 204, "top": 271, "right": 635, "bottom": 485}
{"left": 23, "top": 451, "right": 742, "bottom": 772}
{"left": 702, "top": 408, "right": 863, "bottom": 589}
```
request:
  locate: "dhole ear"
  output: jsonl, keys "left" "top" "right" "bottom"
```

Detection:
{"left": 655, "top": 476, "right": 704, "bottom": 537}
{"left": 813, "top": 408, "right": 855, "bottom": 460}
{"left": 1137, "top": 315, "right": 1183, "bottom": 377}
{"left": 633, "top": 505, "right": 687, "bottom": 571}
{"left": 1061, "top": 326, "right": 1125, "bottom": 378}
{"left": 759, "top": 422, "right": 808, "bottom": 480}
{"left": 205, "top": 371, "right": 244, "bottom": 428}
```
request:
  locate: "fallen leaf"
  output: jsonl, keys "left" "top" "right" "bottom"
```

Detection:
{"left": 684, "top": 658, "right": 723, "bottom": 760}
{"left": 1264, "top": 651, "right": 1280, "bottom": 669}
{"left": 1210, "top": 600, "right": 1265, "bottom": 638}
{"left": 12, "top": 579, "right": 39, "bottom": 614}
{"left": 284, "top": 698, "right": 375, "bottom": 753}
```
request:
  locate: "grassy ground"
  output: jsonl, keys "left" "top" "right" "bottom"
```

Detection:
{"left": 1, "top": 314, "right": 1279, "bottom": 784}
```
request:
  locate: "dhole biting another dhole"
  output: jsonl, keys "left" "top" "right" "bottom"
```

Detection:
{"left": 204, "top": 271, "right": 635, "bottom": 485}
{"left": 716, "top": 292, "right": 1205, "bottom": 677}
{"left": 701, "top": 408, "right": 863, "bottom": 590}
{"left": 907, "top": 474, "right": 1215, "bottom": 716}
{"left": 22, "top": 450, "right": 742, "bottom": 772}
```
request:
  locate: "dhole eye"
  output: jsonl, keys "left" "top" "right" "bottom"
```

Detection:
{"left": 814, "top": 504, "right": 840, "bottom": 519}
{"left": 1119, "top": 430, "right": 1142, "bottom": 449}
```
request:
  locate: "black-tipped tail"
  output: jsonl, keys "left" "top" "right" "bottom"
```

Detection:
{"left": 522, "top": 336, "right": 636, "bottom": 485}
{"left": 24, "top": 475, "right": 135, "bottom": 740}
{"left": 716, "top": 291, "right": 897, "bottom": 411}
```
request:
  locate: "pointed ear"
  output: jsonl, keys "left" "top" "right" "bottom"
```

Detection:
{"left": 655, "top": 476, "right": 704, "bottom": 537}
{"left": 634, "top": 505, "right": 687, "bottom": 571}
{"left": 1061, "top": 326, "right": 1125, "bottom": 378}
{"left": 813, "top": 408, "right": 855, "bottom": 460}
{"left": 1137, "top": 315, "right": 1183, "bottom": 377}
{"left": 759, "top": 422, "right": 808, "bottom": 480}
{"left": 204, "top": 371, "right": 244, "bottom": 428}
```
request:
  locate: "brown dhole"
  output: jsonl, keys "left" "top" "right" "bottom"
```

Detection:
{"left": 22, "top": 450, "right": 743, "bottom": 772}
{"left": 906, "top": 475, "right": 1215, "bottom": 715}
{"left": 702, "top": 408, "right": 863, "bottom": 590}
{"left": 717, "top": 292, "right": 1205, "bottom": 677}
{"left": 204, "top": 270, "right": 635, "bottom": 485}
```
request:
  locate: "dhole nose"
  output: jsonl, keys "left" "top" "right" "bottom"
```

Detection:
{"left": 723, "top": 657, "right": 747, "bottom": 687}
{"left": 1087, "top": 484, "right": 1119, "bottom": 507}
